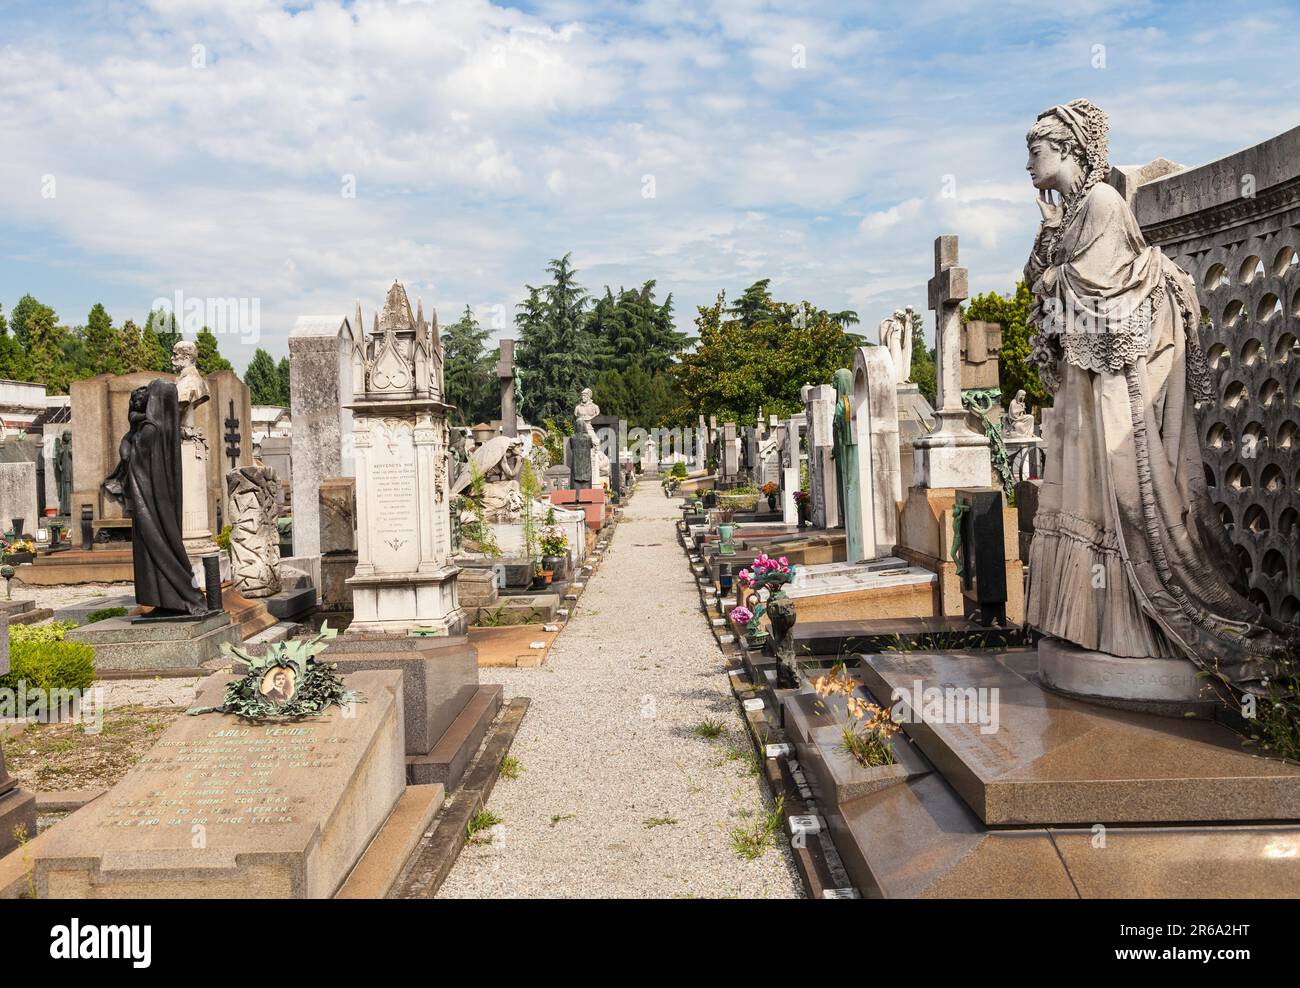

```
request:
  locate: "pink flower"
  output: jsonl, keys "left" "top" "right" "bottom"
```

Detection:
{"left": 730, "top": 606, "right": 753, "bottom": 625}
{"left": 778, "top": 556, "right": 789, "bottom": 568}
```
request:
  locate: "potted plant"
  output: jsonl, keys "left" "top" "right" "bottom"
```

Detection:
{"left": 762, "top": 481, "right": 779, "bottom": 511}
{"left": 539, "top": 525, "right": 568, "bottom": 581}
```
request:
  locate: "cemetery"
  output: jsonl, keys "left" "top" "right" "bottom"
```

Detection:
{"left": 0, "top": 2, "right": 1298, "bottom": 926}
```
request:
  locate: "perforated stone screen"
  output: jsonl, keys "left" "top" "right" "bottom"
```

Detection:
{"left": 1130, "top": 125, "right": 1300, "bottom": 622}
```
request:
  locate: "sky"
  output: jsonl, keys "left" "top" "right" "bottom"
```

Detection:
{"left": 1, "top": 0, "right": 1298, "bottom": 372}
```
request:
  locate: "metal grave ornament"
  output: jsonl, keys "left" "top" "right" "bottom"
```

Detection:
{"left": 187, "top": 623, "right": 364, "bottom": 722}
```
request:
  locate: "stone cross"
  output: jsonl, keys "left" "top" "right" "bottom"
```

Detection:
{"left": 927, "top": 235, "right": 969, "bottom": 419}
{"left": 223, "top": 398, "right": 242, "bottom": 471}
{"left": 498, "top": 338, "right": 517, "bottom": 438}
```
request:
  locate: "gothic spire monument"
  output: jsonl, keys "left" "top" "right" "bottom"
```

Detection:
{"left": 344, "top": 281, "right": 465, "bottom": 635}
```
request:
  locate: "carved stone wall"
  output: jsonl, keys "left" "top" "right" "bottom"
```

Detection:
{"left": 1131, "top": 125, "right": 1300, "bottom": 621}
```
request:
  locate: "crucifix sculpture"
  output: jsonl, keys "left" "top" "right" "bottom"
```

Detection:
{"left": 498, "top": 338, "right": 517, "bottom": 438}
{"left": 223, "top": 398, "right": 242, "bottom": 470}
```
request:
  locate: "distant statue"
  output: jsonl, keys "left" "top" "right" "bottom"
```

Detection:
{"left": 171, "top": 340, "right": 209, "bottom": 439}
{"left": 102, "top": 381, "right": 207, "bottom": 617}
{"left": 227, "top": 466, "right": 282, "bottom": 598}
{"left": 54, "top": 430, "right": 73, "bottom": 515}
{"left": 1003, "top": 389, "right": 1036, "bottom": 438}
{"left": 451, "top": 435, "right": 526, "bottom": 522}
{"left": 574, "top": 388, "right": 607, "bottom": 485}
{"left": 1023, "top": 98, "right": 1285, "bottom": 696}
{"left": 878, "top": 307, "right": 914, "bottom": 383}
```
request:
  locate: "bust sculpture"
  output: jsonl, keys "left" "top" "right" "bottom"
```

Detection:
{"left": 1022, "top": 98, "right": 1285, "bottom": 699}
{"left": 102, "top": 381, "right": 207, "bottom": 617}
{"left": 171, "top": 340, "right": 209, "bottom": 438}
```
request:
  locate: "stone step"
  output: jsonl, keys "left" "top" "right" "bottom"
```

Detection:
{"left": 406, "top": 684, "right": 504, "bottom": 790}
{"left": 335, "top": 783, "right": 444, "bottom": 899}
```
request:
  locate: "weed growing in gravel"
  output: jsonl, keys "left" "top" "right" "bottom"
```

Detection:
{"left": 499, "top": 754, "right": 524, "bottom": 780}
{"left": 693, "top": 718, "right": 725, "bottom": 739}
{"left": 549, "top": 813, "right": 575, "bottom": 827}
{"left": 467, "top": 809, "right": 502, "bottom": 844}
{"left": 643, "top": 816, "right": 678, "bottom": 828}
{"left": 728, "top": 796, "right": 785, "bottom": 860}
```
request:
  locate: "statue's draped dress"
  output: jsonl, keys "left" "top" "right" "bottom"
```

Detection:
{"left": 1025, "top": 181, "right": 1284, "bottom": 694}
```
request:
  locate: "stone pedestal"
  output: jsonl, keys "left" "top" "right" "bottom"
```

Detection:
{"left": 32, "top": 670, "right": 406, "bottom": 899}
{"left": 181, "top": 437, "right": 215, "bottom": 551}
{"left": 65, "top": 611, "right": 240, "bottom": 672}
{"left": 1038, "top": 638, "right": 1216, "bottom": 715}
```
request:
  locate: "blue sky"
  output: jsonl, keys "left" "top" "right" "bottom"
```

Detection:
{"left": 1, "top": 0, "right": 1298, "bottom": 372}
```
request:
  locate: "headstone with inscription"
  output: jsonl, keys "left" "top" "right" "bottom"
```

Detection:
{"left": 31, "top": 669, "right": 407, "bottom": 898}
{"left": 346, "top": 283, "right": 465, "bottom": 636}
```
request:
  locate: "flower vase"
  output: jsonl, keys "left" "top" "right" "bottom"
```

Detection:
{"left": 718, "top": 522, "right": 736, "bottom": 556}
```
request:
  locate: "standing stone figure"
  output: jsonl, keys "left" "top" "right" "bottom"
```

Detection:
{"left": 102, "top": 381, "right": 207, "bottom": 617}
{"left": 53, "top": 430, "right": 73, "bottom": 516}
{"left": 830, "top": 368, "right": 863, "bottom": 560}
{"left": 573, "top": 388, "right": 604, "bottom": 487}
{"left": 171, "top": 340, "right": 217, "bottom": 554}
{"left": 1023, "top": 99, "right": 1285, "bottom": 696}
{"left": 878, "top": 307, "right": 914, "bottom": 383}
{"left": 172, "top": 341, "right": 209, "bottom": 436}
{"left": 226, "top": 466, "right": 282, "bottom": 597}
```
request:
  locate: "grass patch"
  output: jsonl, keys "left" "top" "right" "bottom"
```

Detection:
{"left": 466, "top": 808, "right": 503, "bottom": 844}
{"left": 692, "top": 718, "right": 725, "bottom": 739}
{"left": 643, "top": 816, "right": 678, "bottom": 829}
{"left": 0, "top": 705, "right": 180, "bottom": 792}
{"left": 549, "top": 813, "right": 575, "bottom": 827}
{"left": 729, "top": 796, "right": 784, "bottom": 861}
{"left": 498, "top": 753, "right": 524, "bottom": 780}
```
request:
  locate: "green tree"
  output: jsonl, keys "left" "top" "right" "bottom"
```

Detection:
{"left": 442, "top": 306, "right": 493, "bottom": 425}
{"left": 26, "top": 302, "right": 68, "bottom": 393}
{"left": 587, "top": 281, "right": 686, "bottom": 375}
{"left": 908, "top": 311, "right": 937, "bottom": 406}
{"left": 964, "top": 280, "right": 1048, "bottom": 408}
{"left": 9, "top": 295, "right": 54, "bottom": 351}
{"left": 85, "top": 303, "right": 121, "bottom": 376}
{"left": 276, "top": 357, "right": 291, "bottom": 405}
{"left": 244, "top": 348, "right": 282, "bottom": 404}
{"left": 0, "top": 304, "right": 30, "bottom": 382}
{"left": 515, "top": 254, "right": 592, "bottom": 425}
{"left": 672, "top": 282, "right": 859, "bottom": 423}
{"left": 113, "top": 319, "right": 161, "bottom": 374}
{"left": 146, "top": 309, "right": 181, "bottom": 371}
{"left": 195, "top": 327, "right": 233, "bottom": 375}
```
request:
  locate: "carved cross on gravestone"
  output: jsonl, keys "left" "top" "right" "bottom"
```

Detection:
{"left": 224, "top": 399, "right": 242, "bottom": 470}
{"left": 498, "top": 338, "right": 517, "bottom": 438}
{"left": 926, "top": 235, "right": 982, "bottom": 439}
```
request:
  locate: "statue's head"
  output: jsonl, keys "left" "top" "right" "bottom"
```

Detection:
{"left": 1026, "top": 99, "right": 1108, "bottom": 196}
{"left": 129, "top": 384, "right": 149, "bottom": 413}
{"left": 892, "top": 309, "right": 906, "bottom": 320}
{"left": 832, "top": 367, "right": 853, "bottom": 400}
{"left": 172, "top": 340, "right": 198, "bottom": 373}
{"left": 60, "top": 429, "right": 71, "bottom": 444}
{"left": 580, "top": 388, "right": 592, "bottom": 403}
{"left": 1016, "top": 389, "right": 1027, "bottom": 401}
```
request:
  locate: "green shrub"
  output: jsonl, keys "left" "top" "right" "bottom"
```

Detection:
{"left": 0, "top": 638, "right": 96, "bottom": 693}
{"left": 83, "top": 607, "right": 129, "bottom": 625}
{"left": 8, "top": 620, "right": 78, "bottom": 644}
{"left": 671, "top": 462, "right": 688, "bottom": 479}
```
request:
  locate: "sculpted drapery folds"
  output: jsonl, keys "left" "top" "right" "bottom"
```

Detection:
{"left": 102, "top": 380, "right": 207, "bottom": 616}
{"left": 1023, "top": 99, "right": 1286, "bottom": 697}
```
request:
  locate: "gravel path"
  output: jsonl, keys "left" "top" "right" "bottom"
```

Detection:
{"left": 439, "top": 486, "right": 801, "bottom": 899}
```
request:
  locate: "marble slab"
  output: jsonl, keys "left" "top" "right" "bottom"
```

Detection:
{"left": 859, "top": 651, "right": 1300, "bottom": 825}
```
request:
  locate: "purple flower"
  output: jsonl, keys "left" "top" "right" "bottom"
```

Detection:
{"left": 729, "top": 606, "right": 753, "bottom": 625}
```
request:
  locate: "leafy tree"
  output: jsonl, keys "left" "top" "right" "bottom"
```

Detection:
{"left": 146, "top": 309, "right": 181, "bottom": 371}
{"left": 244, "top": 348, "right": 282, "bottom": 404}
{"left": 515, "top": 254, "right": 592, "bottom": 425}
{"left": 113, "top": 319, "right": 161, "bottom": 375}
{"left": 9, "top": 294, "right": 54, "bottom": 351}
{"left": 964, "top": 280, "right": 1048, "bottom": 408}
{"left": 587, "top": 281, "right": 686, "bottom": 375}
{"left": 195, "top": 326, "right": 233, "bottom": 374}
{"left": 85, "top": 303, "right": 121, "bottom": 376}
{"left": 276, "top": 357, "right": 291, "bottom": 405}
{"left": 442, "top": 306, "right": 493, "bottom": 425}
{"left": 0, "top": 304, "right": 30, "bottom": 382}
{"left": 908, "top": 310, "right": 937, "bottom": 406}
{"left": 672, "top": 282, "right": 859, "bottom": 423}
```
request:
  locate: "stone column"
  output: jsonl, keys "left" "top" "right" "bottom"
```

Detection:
{"left": 802, "top": 384, "right": 839, "bottom": 528}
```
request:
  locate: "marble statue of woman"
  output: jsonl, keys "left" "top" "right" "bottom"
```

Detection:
{"left": 1023, "top": 99, "right": 1286, "bottom": 696}
{"left": 1003, "top": 389, "right": 1035, "bottom": 438}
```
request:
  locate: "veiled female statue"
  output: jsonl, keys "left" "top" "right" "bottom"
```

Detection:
{"left": 1023, "top": 99, "right": 1289, "bottom": 696}
{"left": 103, "top": 380, "right": 208, "bottom": 617}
